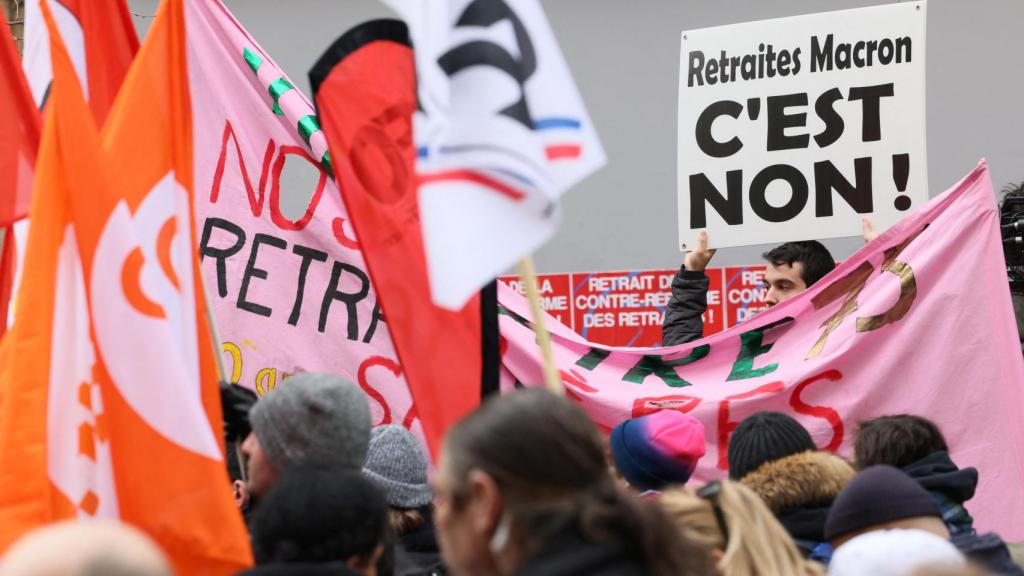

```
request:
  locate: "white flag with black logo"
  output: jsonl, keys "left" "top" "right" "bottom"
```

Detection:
{"left": 383, "top": 0, "right": 605, "bottom": 309}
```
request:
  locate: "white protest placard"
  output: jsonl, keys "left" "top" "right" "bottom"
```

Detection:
{"left": 677, "top": 2, "right": 927, "bottom": 250}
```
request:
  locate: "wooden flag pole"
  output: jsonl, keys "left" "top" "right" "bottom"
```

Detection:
{"left": 196, "top": 260, "right": 249, "bottom": 481}
{"left": 199, "top": 267, "right": 228, "bottom": 384}
{"left": 516, "top": 256, "right": 563, "bottom": 394}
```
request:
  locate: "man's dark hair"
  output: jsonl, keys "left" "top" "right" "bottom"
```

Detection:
{"left": 853, "top": 414, "right": 949, "bottom": 470}
{"left": 1001, "top": 181, "right": 1024, "bottom": 201}
{"left": 762, "top": 240, "right": 836, "bottom": 287}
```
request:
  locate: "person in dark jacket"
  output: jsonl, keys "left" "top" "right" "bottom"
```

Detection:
{"left": 854, "top": 415, "right": 976, "bottom": 534}
{"left": 239, "top": 467, "right": 387, "bottom": 576}
{"left": 662, "top": 233, "right": 836, "bottom": 346}
{"left": 739, "top": 449, "right": 854, "bottom": 561}
{"left": 363, "top": 425, "right": 447, "bottom": 576}
{"left": 854, "top": 414, "right": 1024, "bottom": 575}
{"left": 433, "top": 389, "right": 715, "bottom": 576}
{"left": 726, "top": 411, "right": 852, "bottom": 562}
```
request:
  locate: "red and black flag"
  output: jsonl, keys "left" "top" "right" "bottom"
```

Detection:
{"left": 310, "top": 20, "right": 498, "bottom": 458}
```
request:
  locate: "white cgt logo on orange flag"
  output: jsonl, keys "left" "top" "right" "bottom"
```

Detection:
{"left": 47, "top": 225, "right": 118, "bottom": 520}
{"left": 91, "top": 173, "right": 220, "bottom": 460}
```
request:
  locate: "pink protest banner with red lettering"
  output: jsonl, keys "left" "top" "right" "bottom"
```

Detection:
{"left": 499, "top": 162, "right": 1024, "bottom": 539}
{"left": 186, "top": 0, "right": 414, "bottom": 430}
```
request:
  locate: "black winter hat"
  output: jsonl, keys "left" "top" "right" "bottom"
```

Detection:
{"left": 824, "top": 465, "right": 942, "bottom": 542}
{"left": 727, "top": 412, "right": 816, "bottom": 480}
{"left": 251, "top": 467, "right": 387, "bottom": 565}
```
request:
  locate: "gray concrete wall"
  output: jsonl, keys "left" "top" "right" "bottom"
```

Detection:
{"left": 128, "top": 0, "right": 1024, "bottom": 272}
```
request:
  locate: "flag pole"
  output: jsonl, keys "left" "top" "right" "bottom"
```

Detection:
{"left": 0, "top": 227, "right": 11, "bottom": 338}
{"left": 516, "top": 256, "right": 563, "bottom": 394}
{"left": 198, "top": 262, "right": 228, "bottom": 383}
{"left": 196, "top": 262, "right": 248, "bottom": 481}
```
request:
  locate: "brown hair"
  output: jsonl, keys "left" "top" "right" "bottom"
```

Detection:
{"left": 387, "top": 507, "right": 426, "bottom": 537}
{"left": 854, "top": 415, "right": 948, "bottom": 470}
{"left": 444, "top": 389, "right": 715, "bottom": 576}
{"left": 660, "top": 482, "right": 824, "bottom": 576}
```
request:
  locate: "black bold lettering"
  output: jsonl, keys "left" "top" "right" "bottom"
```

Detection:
{"left": 695, "top": 100, "right": 743, "bottom": 158}
{"left": 766, "top": 93, "right": 809, "bottom": 151}
{"left": 814, "top": 87, "right": 845, "bottom": 148}
{"left": 705, "top": 56, "right": 719, "bottom": 85}
{"left": 689, "top": 170, "right": 744, "bottom": 227}
{"left": 199, "top": 217, "right": 246, "bottom": 298}
{"left": 237, "top": 233, "right": 287, "bottom": 317}
{"left": 288, "top": 244, "right": 328, "bottom": 326}
{"left": 878, "top": 38, "right": 894, "bottom": 64}
{"left": 811, "top": 34, "right": 833, "bottom": 72}
{"left": 750, "top": 165, "right": 808, "bottom": 223}
{"left": 853, "top": 41, "right": 866, "bottom": 67}
{"left": 836, "top": 42, "right": 851, "bottom": 69}
{"left": 319, "top": 261, "right": 370, "bottom": 339}
{"left": 814, "top": 157, "right": 873, "bottom": 217}
{"left": 849, "top": 83, "right": 895, "bottom": 142}
{"left": 777, "top": 50, "right": 792, "bottom": 76}
{"left": 895, "top": 37, "right": 912, "bottom": 63}
{"left": 688, "top": 50, "right": 706, "bottom": 87}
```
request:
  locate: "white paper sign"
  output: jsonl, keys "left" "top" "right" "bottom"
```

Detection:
{"left": 677, "top": 2, "right": 927, "bottom": 250}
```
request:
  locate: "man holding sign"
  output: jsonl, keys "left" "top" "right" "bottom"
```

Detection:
{"left": 669, "top": 1, "right": 925, "bottom": 347}
{"left": 662, "top": 231, "right": 836, "bottom": 346}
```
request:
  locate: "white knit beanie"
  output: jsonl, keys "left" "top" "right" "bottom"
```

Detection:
{"left": 829, "top": 529, "right": 966, "bottom": 576}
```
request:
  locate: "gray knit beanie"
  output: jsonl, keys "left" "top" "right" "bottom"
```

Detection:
{"left": 362, "top": 425, "right": 432, "bottom": 509}
{"left": 249, "top": 373, "right": 371, "bottom": 471}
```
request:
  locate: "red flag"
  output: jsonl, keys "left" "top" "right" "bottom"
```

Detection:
{"left": 0, "top": 8, "right": 42, "bottom": 337}
{"left": 23, "top": 0, "right": 139, "bottom": 123}
{"left": 0, "top": 9, "right": 41, "bottom": 228}
{"left": 311, "top": 20, "right": 481, "bottom": 457}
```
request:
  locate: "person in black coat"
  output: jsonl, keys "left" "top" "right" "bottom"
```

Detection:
{"left": 727, "top": 411, "right": 854, "bottom": 563}
{"left": 238, "top": 467, "right": 387, "bottom": 576}
{"left": 854, "top": 415, "right": 1024, "bottom": 575}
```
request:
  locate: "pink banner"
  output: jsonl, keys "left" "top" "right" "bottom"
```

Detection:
{"left": 499, "top": 162, "right": 1024, "bottom": 539}
{"left": 186, "top": 1, "right": 417, "bottom": 432}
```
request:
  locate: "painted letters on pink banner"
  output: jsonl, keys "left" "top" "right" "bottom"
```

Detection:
{"left": 187, "top": 1, "right": 417, "bottom": 433}
{"left": 499, "top": 162, "right": 1024, "bottom": 539}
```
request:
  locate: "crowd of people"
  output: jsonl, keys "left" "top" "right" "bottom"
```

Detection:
{"left": 2, "top": 370, "right": 1020, "bottom": 576}
{"left": 3, "top": 209, "right": 1023, "bottom": 575}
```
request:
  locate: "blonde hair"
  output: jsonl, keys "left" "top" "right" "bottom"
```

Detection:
{"left": 660, "top": 481, "right": 823, "bottom": 576}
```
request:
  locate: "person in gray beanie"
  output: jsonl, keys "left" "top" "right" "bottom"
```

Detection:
{"left": 242, "top": 372, "right": 372, "bottom": 498}
{"left": 363, "top": 425, "right": 446, "bottom": 576}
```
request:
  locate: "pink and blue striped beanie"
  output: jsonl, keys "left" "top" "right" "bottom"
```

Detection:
{"left": 610, "top": 410, "right": 706, "bottom": 492}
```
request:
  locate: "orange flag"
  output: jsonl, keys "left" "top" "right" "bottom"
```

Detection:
{"left": 0, "top": 1, "right": 252, "bottom": 572}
